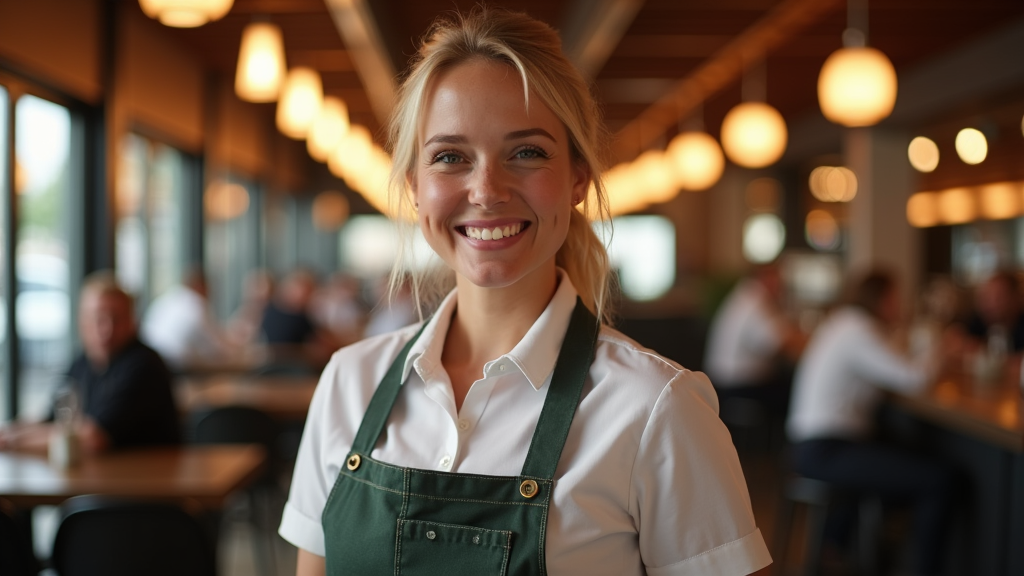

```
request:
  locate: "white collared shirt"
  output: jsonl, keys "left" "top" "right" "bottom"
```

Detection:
{"left": 787, "top": 307, "right": 935, "bottom": 442}
{"left": 280, "top": 274, "right": 770, "bottom": 575}
{"left": 704, "top": 279, "right": 783, "bottom": 388}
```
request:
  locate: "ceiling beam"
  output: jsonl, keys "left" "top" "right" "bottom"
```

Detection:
{"left": 561, "top": 0, "right": 646, "bottom": 79}
{"left": 610, "top": 0, "right": 842, "bottom": 163}
{"left": 324, "top": 0, "right": 397, "bottom": 126}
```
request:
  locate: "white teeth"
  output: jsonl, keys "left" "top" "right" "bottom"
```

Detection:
{"left": 464, "top": 223, "right": 525, "bottom": 241}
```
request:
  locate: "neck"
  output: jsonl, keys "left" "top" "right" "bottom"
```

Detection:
{"left": 441, "top": 264, "right": 559, "bottom": 408}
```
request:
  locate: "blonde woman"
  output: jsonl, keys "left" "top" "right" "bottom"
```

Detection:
{"left": 280, "top": 9, "right": 770, "bottom": 576}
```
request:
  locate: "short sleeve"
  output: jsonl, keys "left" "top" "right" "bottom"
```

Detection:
{"left": 278, "top": 360, "right": 340, "bottom": 556}
{"left": 630, "top": 370, "right": 772, "bottom": 576}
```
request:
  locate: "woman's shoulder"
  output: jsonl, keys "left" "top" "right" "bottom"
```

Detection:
{"left": 592, "top": 324, "right": 708, "bottom": 397}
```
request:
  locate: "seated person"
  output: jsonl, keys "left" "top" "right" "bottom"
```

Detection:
{"left": 140, "top": 267, "right": 232, "bottom": 370}
{"left": 260, "top": 268, "right": 320, "bottom": 345}
{"left": 962, "top": 270, "right": 1024, "bottom": 354}
{"left": 787, "top": 270, "right": 956, "bottom": 575}
{"left": 0, "top": 272, "right": 180, "bottom": 452}
{"left": 704, "top": 263, "right": 804, "bottom": 417}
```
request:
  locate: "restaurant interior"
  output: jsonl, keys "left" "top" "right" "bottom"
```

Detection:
{"left": 1, "top": 0, "right": 1024, "bottom": 575}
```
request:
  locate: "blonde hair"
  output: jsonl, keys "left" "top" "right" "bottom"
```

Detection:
{"left": 386, "top": 8, "right": 614, "bottom": 323}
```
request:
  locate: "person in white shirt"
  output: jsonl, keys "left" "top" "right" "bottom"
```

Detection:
{"left": 787, "top": 270, "right": 956, "bottom": 576}
{"left": 280, "top": 8, "right": 771, "bottom": 576}
{"left": 704, "top": 264, "right": 803, "bottom": 419}
{"left": 140, "top": 269, "right": 230, "bottom": 370}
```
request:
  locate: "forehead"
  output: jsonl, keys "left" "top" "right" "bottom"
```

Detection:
{"left": 419, "top": 58, "right": 563, "bottom": 139}
{"left": 82, "top": 290, "right": 130, "bottom": 311}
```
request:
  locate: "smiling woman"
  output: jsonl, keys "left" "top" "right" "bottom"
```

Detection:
{"left": 280, "top": 8, "right": 771, "bottom": 576}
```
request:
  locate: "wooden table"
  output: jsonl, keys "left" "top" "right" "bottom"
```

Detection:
{"left": 889, "top": 374, "right": 1024, "bottom": 452}
{"left": 0, "top": 444, "right": 266, "bottom": 510}
{"left": 176, "top": 375, "right": 318, "bottom": 421}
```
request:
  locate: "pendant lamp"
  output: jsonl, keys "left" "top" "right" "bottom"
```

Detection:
{"left": 817, "top": 1, "right": 897, "bottom": 127}
{"left": 235, "top": 22, "right": 286, "bottom": 103}
{"left": 666, "top": 131, "right": 724, "bottom": 191}
{"left": 307, "top": 97, "right": 351, "bottom": 162}
{"left": 721, "top": 102, "right": 788, "bottom": 168}
{"left": 139, "top": 0, "right": 233, "bottom": 28}
{"left": 276, "top": 67, "right": 323, "bottom": 140}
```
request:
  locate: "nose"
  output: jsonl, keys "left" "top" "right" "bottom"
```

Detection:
{"left": 467, "top": 162, "right": 510, "bottom": 209}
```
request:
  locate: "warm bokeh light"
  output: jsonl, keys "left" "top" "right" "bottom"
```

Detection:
{"left": 138, "top": 0, "right": 233, "bottom": 28}
{"left": 14, "top": 159, "right": 28, "bottom": 195}
{"left": 809, "top": 166, "right": 857, "bottom": 202}
{"left": 633, "top": 150, "right": 678, "bottom": 204}
{"left": 665, "top": 131, "right": 724, "bottom": 191}
{"left": 720, "top": 102, "right": 788, "bottom": 168}
{"left": 307, "top": 96, "right": 350, "bottom": 162}
{"left": 745, "top": 177, "right": 781, "bottom": 212}
{"left": 204, "top": 180, "right": 249, "bottom": 220}
{"left": 805, "top": 209, "right": 840, "bottom": 251}
{"left": 235, "top": 22, "right": 286, "bottom": 103}
{"left": 906, "top": 192, "right": 939, "bottom": 228}
{"left": 907, "top": 136, "right": 939, "bottom": 173}
{"left": 328, "top": 124, "right": 372, "bottom": 180}
{"left": 955, "top": 128, "right": 988, "bottom": 165}
{"left": 979, "top": 182, "right": 1022, "bottom": 220}
{"left": 276, "top": 67, "right": 323, "bottom": 140}
{"left": 603, "top": 163, "right": 650, "bottom": 216}
{"left": 311, "top": 190, "right": 350, "bottom": 231}
{"left": 937, "top": 187, "right": 976, "bottom": 224}
{"left": 743, "top": 213, "right": 786, "bottom": 263}
{"left": 817, "top": 46, "right": 898, "bottom": 127}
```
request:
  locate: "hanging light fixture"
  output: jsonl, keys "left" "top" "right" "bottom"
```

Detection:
{"left": 235, "top": 22, "right": 286, "bottom": 103}
{"left": 276, "top": 67, "right": 323, "bottom": 140}
{"left": 907, "top": 136, "right": 939, "bottom": 173}
{"left": 307, "top": 96, "right": 351, "bottom": 162}
{"left": 328, "top": 125, "right": 373, "bottom": 180}
{"left": 138, "top": 0, "right": 233, "bottom": 28}
{"left": 721, "top": 102, "right": 788, "bottom": 168}
{"left": 666, "top": 131, "right": 724, "bottom": 191}
{"left": 955, "top": 128, "right": 988, "bottom": 165}
{"left": 817, "top": 0, "right": 897, "bottom": 127}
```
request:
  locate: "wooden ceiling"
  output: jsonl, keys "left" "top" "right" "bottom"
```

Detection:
{"left": 158, "top": 0, "right": 1024, "bottom": 165}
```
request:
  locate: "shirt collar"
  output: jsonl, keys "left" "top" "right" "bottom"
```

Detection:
{"left": 401, "top": 269, "right": 580, "bottom": 391}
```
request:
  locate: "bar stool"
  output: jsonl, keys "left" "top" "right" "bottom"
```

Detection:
{"left": 773, "top": 474, "right": 883, "bottom": 576}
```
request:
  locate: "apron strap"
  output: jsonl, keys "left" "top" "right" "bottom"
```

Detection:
{"left": 350, "top": 321, "right": 429, "bottom": 454}
{"left": 520, "top": 298, "right": 600, "bottom": 479}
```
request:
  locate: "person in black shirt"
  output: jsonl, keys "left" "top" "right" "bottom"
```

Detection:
{"left": 963, "top": 270, "right": 1024, "bottom": 353}
{"left": 0, "top": 272, "right": 180, "bottom": 452}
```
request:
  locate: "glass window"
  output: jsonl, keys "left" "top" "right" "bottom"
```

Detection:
{"left": 116, "top": 133, "right": 189, "bottom": 312}
{"left": 602, "top": 215, "right": 676, "bottom": 302}
{"left": 15, "top": 94, "right": 74, "bottom": 419}
{"left": 205, "top": 176, "right": 259, "bottom": 320}
{"left": 0, "top": 85, "right": 8, "bottom": 421}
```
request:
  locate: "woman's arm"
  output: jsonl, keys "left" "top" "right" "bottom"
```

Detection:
{"left": 296, "top": 549, "right": 325, "bottom": 576}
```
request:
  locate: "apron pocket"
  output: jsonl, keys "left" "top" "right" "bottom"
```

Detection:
{"left": 396, "top": 519, "right": 512, "bottom": 576}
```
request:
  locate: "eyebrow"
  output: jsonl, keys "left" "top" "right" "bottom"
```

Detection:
{"left": 422, "top": 128, "right": 557, "bottom": 147}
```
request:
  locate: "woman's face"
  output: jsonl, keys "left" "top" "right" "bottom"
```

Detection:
{"left": 410, "top": 58, "right": 588, "bottom": 291}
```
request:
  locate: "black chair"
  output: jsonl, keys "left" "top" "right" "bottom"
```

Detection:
{"left": 0, "top": 504, "right": 39, "bottom": 576}
{"left": 191, "top": 405, "right": 280, "bottom": 576}
{"left": 773, "top": 474, "right": 882, "bottom": 576}
{"left": 51, "top": 495, "right": 216, "bottom": 576}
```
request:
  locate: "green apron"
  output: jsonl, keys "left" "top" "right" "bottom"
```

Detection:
{"left": 322, "top": 298, "right": 599, "bottom": 576}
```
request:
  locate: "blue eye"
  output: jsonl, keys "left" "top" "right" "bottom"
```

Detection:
{"left": 514, "top": 146, "right": 548, "bottom": 160}
{"left": 432, "top": 151, "right": 462, "bottom": 164}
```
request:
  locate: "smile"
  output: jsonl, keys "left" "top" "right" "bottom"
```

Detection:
{"left": 459, "top": 222, "right": 529, "bottom": 241}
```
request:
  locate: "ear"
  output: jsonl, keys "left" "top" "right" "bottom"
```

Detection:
{"left": 570, "top": 160, "right": 591, "bottom": 206}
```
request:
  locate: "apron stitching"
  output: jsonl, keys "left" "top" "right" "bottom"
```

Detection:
{"left": 394, "top": 518, "right": 403, "bottom": 576}
{"left": 338, "top": 472, "right": 407, "bottom": 496}
{"left": 407, "top": 494, "right": 547, "bottom": 507}
{"left": 501, "top": 532, "right": 512, "bottom": 574}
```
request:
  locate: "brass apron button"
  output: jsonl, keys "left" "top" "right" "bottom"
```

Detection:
{"left": 520, "top": 479, "right": 538, "bottom": 499}
{"left": 346, "top": 454, "right": 361, "bottom": 471}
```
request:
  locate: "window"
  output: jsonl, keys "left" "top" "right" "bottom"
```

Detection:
{"left": 602, "top": 215, "right": 676, "bottom": 301}
{"left": 205, "top": 176, "right": 260, "bottom": 320}
{"left": 14, "top": 94, "right": 75, "bottom": 418}
{"left": 116, "top": 133, "right": 195, "bottom": 313}
{"left": 0, "top": 85, "right": 8, "bottom": 421}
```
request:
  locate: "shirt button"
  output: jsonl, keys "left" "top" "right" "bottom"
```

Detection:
{"left": 458, "top": 419, "right": 470, "bottom": 431}
{"left": 498, "top": 363, "right": 506, "bottom": 371}
{"left": 439, "top": 455, "right": 452, "bottom": 469}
